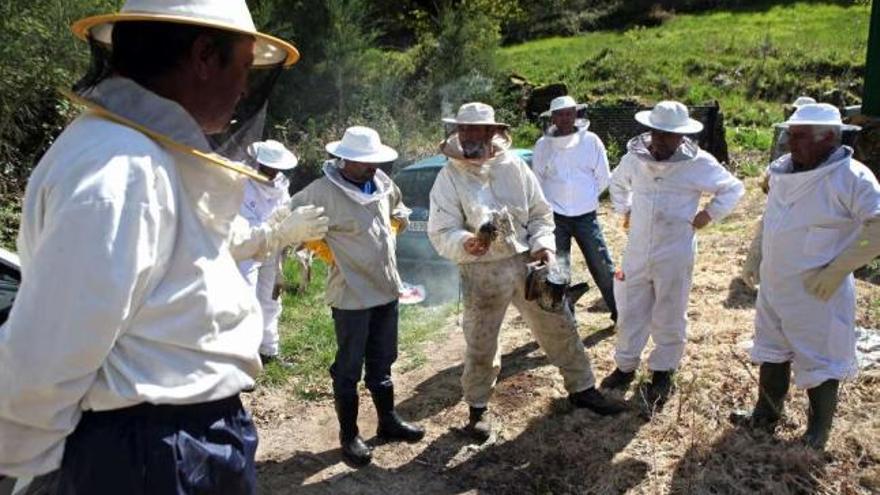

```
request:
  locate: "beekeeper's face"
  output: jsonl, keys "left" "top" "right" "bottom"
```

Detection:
{"left": 649, "top": 129, "right": 684, "bottom": 161}
{"left": 787, "top": 125, "right": 836, "bottom": 169}
{"left": 457, "top": 124, "right": 497, "bottom": 161}
{"left": 194, "top": 35, "right": 256, "bottom": 134}
{"left": 551, "top": 107, "right": 577, "bottom": 135}
{"left": 342, "top": 160, "right": 379, "bottom": 183}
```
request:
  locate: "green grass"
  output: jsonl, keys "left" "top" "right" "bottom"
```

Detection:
{"left": 258, "top": 258, "right": 456, "bottom": 399}
{"left": 498, "top": 2, "right": 870, "bottom": 149}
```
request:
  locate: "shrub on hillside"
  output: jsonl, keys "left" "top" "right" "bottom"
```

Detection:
{"left": 0, "top": 1, "right": 117, "bottom": 197}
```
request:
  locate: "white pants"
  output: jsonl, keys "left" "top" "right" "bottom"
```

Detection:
{"left": 613, "top": 257, "right": 694, "bottom": 373}
{"left": 254, "top": 254, "right": 282, "bottom": 356}
{"left": 459, "top": 254, "right": 596, "bottom": 408}
{"left": 751, "top": 277, "right": 857, "bottom": 389}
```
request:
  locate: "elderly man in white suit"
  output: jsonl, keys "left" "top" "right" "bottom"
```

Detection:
{"left": 734, "top": 104, "right": 880, "bottom": 449}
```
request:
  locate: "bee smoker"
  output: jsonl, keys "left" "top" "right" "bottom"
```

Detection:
{"left": 525, "top": 261, "right": 590, "bottom": 313}
{"left": 476, "top": 221, "right": 499, "bottom": 247}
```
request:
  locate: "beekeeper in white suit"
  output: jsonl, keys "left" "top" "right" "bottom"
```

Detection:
{"left": 733, "top": 103, "right": 880, "bottom": 449}
{"left": 0, "top": 1, "right": 327, "bottom": 493}
{"left": 238, "top": 140, "right": 297, "bottom": 366}
{"left": 429, "top": 102, "right": 624, "bottom": 444}
{"left": 602, "top": 101, "right": 744, "bottom": 412}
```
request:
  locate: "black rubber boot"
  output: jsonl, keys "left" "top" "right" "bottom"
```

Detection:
{"left": 803, "top": 379, "right": 839, "bottom": 450}
{"left": 334, "top": 395, "right": 372, "bottom": 467}
{"left": 371, "top": 386, "right": 425, "bottom": 443}
{"left": 466, "top": 406, "right": 493, "bottom": 443}
{"left": 600, "top": 368, "right": 636, "bottom": 391}
{"left": 638, "top": 370, "right": 674, "bottom": 415}
{"left": 569, "top": 387, "right": 626, "bottom": 415}
{"left": 729, "top": 361, "right": 790, "bottom": 433}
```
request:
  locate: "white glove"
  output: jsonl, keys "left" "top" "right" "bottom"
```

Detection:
{"left": 277, "top": 205, "right": 329, "bottom": 246}
{"left": 804, "top": 217, "right": 880, "bottom": 301}
{"left": 229, "top": 205, "right": 328, "bottom": 261}
{"left": 742, "top": 219, "right": 763, "bottom": 287}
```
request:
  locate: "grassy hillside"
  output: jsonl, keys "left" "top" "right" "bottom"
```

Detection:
{"left": 499, "top": 2, "right": 870, "bottom": 154}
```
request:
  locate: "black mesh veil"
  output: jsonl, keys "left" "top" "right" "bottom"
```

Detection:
{"left": 72, "top": 32, "right": 285, "bottom": 164}
{"left": 72, "top": 37, "right": 114, "bottom": 93}
{"left": 208, "top": 64, "right": 284, "bottom": 162}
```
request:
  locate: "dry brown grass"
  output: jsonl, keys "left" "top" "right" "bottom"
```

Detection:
{"left": 251, "top": 177, "right": 880, "bottom": 495}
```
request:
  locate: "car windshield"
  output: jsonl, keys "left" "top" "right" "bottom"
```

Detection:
{"left": 395, "top": 168, "right": 441, "bottom": 210}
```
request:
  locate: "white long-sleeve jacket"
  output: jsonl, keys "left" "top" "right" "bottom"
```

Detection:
{"left": 0, "top": 78, "right": 263, "bottom": 477}
{"left": 610, "top": 134, "right": 744, "bottom": 270}
{"left": 428, "top": 139, "right": 556, "bottom": 264}
{"left": 533, "top": 129, "right": 610, "bottom": 216}
{"left": 762, "top": 146, "right": 880, "bottom": 299}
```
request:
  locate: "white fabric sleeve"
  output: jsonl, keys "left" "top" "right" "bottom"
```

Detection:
{"left": 610, "top": 154, "right": 635, "bottom": 215}
{"left": 0, "top": 160, "right": 169, "bottom": 477}
{"left": 531, "top": 138, "right": 550, "bottom": 181}
{"left": 522, "top": 163, "right": 556, "bottom": 254}
{"left": 229, "top": 215, "right": 273, "bottom": 261}
{"left": 427, "top": 168, "right": 473, "bottom": 262}
{"left": 593, "top": 136, "right": 611, "bottom": 195}
{"left": 848, "top": 162, "right": 880, "bottom": 222}
{"left": 699, "top": 160, "right": 745, "bottom": 222}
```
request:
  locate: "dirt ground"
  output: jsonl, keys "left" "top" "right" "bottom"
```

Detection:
{"left": 244, "top": 178, "right": 880, "bottom": 495}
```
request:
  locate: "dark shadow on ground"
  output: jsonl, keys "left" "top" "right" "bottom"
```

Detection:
{"left": 256, "top": 326, "right": 625, "bottom": 494}
{"left": 258, "top": 396, "right": 649, "bottom": 495}
{"left": 395, "top": 325, "right": 616, "bottom": 423}
{"left": 723, "top": 277, "right": 758, "bottom": 309}
{"left": 669, "top": 425, "right": 828, "bottom": 494}
{"left": 585, "top": 296, "right": 610, "bottom": 313}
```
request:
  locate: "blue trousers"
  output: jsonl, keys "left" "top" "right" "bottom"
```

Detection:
{"left": 330, "top": 300, "right": 399, "bottom": 399}
{"left": 553, "top": 211, "right": 618, "bottom": 319}
{"left": 47, "top": 395, "right": 257, "bottom": 495}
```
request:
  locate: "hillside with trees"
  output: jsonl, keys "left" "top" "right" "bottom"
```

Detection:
{"left": 0, "top": 0, "right": 869, "bottom": 247}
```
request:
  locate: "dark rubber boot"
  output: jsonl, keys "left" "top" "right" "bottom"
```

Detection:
{"left": 639, "top": 370, "right": 674, "bottom": 415}
{"left": 569, "top": 387, "right": 626, "bottom": 415}
{"left": 600, "top": 368, "right": 636, "bottom": 391}
{"left": 371, "top": 386, "right": 425, "bottom": 443}
{"left": 803, "top": 379, "right": 839, "bottom": 450}
{"left": 729, "top": 361, "right": 790, "bottom": 433}
{"left": 466, "top": 406, "right": 493, "bottom": 443}
{"left": 335, "top": 395, "right": 372, "bottom": 467}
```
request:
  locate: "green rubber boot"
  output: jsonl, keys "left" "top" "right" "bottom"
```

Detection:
{"left": 729, "top": 361, "right": 791, "bottom": 433}
{"left": 803, "top": 379, "right": 839, "bottom": 450}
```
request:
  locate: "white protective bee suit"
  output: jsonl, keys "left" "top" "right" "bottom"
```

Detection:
{"left": 752, "top": 146, "right": 880, "bottom": 388}
{"left": 238, "top": 175, "right": 290, "bottom": 357}
{"left": 610, "top": 134, "right": 744, "bottom": 373}
{"left": 0, "top": 77, "right": 323, "bottom": 477}
{"left": 429, "top": 136, "right": 596, "bottom": 408}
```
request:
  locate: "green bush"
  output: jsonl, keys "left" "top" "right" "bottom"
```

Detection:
{"left": 0, "top": 1, "right": 119, "bottom": 197}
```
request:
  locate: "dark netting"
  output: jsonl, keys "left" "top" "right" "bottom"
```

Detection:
{"left": 72, "top": 37, "right": 114, "bottom": 93}
{"left": 208, "top": 63, "right": 284, "bottom": 162}
{"left": 71, "top": 30, "right": 285, "bottom": 164}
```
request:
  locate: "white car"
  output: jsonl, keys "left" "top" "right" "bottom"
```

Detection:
{"left": 0, "top": 248, "right": 18, "bottom": 494}
{"left": 0, "top": 246, "right": 19, "bottom": 326}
